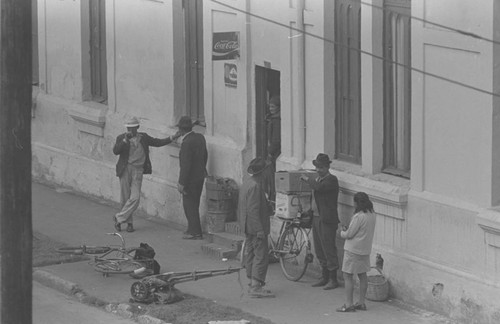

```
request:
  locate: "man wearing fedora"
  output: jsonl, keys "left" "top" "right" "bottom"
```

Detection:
{"left": 239, "top": 157, "right": 275, "bottom": 298}
{"left": 175, "top": 116, "right": 208, "bottom": 240}
{"left": 300, "top": 153, "right": 340, "bottom": 290}
{"left": 113, "top": 116, "right": 180, "bottom": 232}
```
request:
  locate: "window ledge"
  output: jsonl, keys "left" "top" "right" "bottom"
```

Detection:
{"left": 331, "top": 170, "right": 409, "bottom": 220}
{"left": 477, "top": 208, "right": 500, "bottom": 240}
{"left": 68, "top": 101, "right": 107, "bottom": 137}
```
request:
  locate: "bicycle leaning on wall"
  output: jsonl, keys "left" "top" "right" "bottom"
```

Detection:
{"left": 241, "top": 195, "right": 314, "bottom": 281}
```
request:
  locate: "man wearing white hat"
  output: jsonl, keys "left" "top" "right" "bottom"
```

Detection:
{"left": 113, "top": 116, "right": 180, "bottom": 232}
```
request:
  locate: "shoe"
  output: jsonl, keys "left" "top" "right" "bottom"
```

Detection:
{"left": 182, "top": 234, "right": 203, "bottom": 240}
{"left": 312, "top": 267, "right": 329, "bottom": 287}
{"left": 336, "top": 304, "right": 356, "bottom": 312}
{"left": 312, "top": 277, "right": 329, "bottom": 287}
{"left": 126, "top": 224, "right": 135, "bottom": 232}
{"left": 249, "top": 286, "right": 275, "bottom": 298}
{"left": 323, "top": 279, "right": 339, "bottom": 290}
{"left": 113, "top": 217, "right": 121, "bottom": 232}
{"left": 353, "top": 302, "right": 367, "bottom": 311}
{"left": 129, "top": 268, "right": 154, "bottom": 279}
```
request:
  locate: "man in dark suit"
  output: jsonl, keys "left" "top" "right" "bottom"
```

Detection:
{"left": 301, "top": 153, "right": 340, "bottom": 290}
{"left": 113, "top": 116, "right": 180, "bottom": 232}
{"left": 176, "top": 116, "right": 208, "bottom": 240}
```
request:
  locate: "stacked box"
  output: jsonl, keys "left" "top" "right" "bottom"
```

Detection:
{"left": 275, "top": 192, "right": 312, "bottom": 219}
{"left": 275, "top": 170, "right": 318, "bottom": 193}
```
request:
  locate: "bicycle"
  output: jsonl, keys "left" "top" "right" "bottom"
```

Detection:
{"left": 240, "top": 195, "right": 314, "bottom": 281}
{"left": 56, "top": 232, "right": 152, "bottom": 277}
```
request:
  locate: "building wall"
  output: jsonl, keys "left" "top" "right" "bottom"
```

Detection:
{"left": 32, "top": 0, "right": 500, "bottom": 322}
{"left": 330, "top": 0, "right": 500, "bottom": 322}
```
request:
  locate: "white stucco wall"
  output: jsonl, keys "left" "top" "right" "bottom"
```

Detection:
{"left": 113, "top": 0, "right": 176, "bottom": 124}
{"left": 33, "top": 0, "right": 185, "bottom": 228}
{"left": 412, "top": 0, "right": 494, "bottom": 206}
{"left": 44, "top": 0, "right": 83, "bottom": 99}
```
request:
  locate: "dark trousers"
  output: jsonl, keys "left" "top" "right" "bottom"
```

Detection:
{"left": 244, "top": 234, "right": 269, "bottom": 285}
{"left": 312, "top": 217, "right": 339, "bottom": 271}
{"left": 182, "top": 179, "right": 204, "bottom": 236}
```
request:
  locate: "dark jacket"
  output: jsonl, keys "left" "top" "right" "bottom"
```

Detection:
{"left": 307, "top": 173, "right": 340, "bottom": 225}
{"left": 239, "top": 175, "right": 271, "bottom": 235}
{"left": 113, "top": 132, "right": 173, "bottom": 177}
{"left": 266, "top": 113, "right": 281, "bottom": 161}
{"left": 179, "top": 132, "right": 208, "bottom": 186}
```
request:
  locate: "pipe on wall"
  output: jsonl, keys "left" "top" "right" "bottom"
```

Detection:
{"left": 296, "top": 0, "right": 306, "bottom": 165}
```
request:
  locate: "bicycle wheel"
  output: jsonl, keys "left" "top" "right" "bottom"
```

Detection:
{"left": 278, "top": 225, "right": 311, "bottom": 281}
{"left": 93, "top": 259, "right": 145, "bottom": 275}
{"left": 56, "top": 246, "right": 111, "bottom": 255}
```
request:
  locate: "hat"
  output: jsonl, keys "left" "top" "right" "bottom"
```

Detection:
{"left": 269, "top": 95, "right": 280, "bottom": 107}
{"left": 124, "top": 116, "right": 140, "bottom": 128}
{"left": 176, "top": 116, "right": 193, "bottom": 129}
{"left": 312, "top": 153, "right": 332, "bottom": 168}
{"left": 247, "top": 157, "right": 270, "bottom": 175}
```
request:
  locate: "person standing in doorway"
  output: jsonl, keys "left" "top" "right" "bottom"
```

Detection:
{"left": 239, "top": 157, "right": 275, "bottom": 298}
{"left": 300, "top": 153, "right": 340, "bottom": 290}
{"left": 336, "top": 192, "right": 376, "bottom": 312}
{"left": 113, "top": 116, "right": 180, "bottom": 232}
{"left": 175, "top": 116, "right": 208, "bottom": 240}
{"left": 263, "top": 95, "right": 281, "bottom": 204}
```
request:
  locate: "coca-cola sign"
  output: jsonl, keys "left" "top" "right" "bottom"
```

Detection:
{"left": 212, "top": 32, "right": 240, "bottom": 61}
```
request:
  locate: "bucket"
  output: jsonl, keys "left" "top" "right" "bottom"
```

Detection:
{"left": 206, "top": 211, "right": 228, "bottom": 233}
{"left": 365, "top": 267, "right": 389, "bottom": 301}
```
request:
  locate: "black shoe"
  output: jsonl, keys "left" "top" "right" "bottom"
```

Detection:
{"left": 311, "top": 278, "right": 329, "bottom": 287}
{"left": 126, "top": 224, "right": 135, "bottom": 232}
{"left": 114, "top": 217, "right": 121, "bottom": 232}
{"left": 323, "top": 278, "right": 339, "bottom": 290}
{"left": 182, "top": 234, "right": 203, "bottom": 240}
{"left": 312, "top": 268, "right": 329, "bottom": 287}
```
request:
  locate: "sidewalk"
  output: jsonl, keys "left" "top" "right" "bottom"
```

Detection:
{"left": 33, "top": 182, "right": 454, "bottom": 324}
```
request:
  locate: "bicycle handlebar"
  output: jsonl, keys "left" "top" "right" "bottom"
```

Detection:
{"left": 105, "top": 232, "right": 125, "bottom": 248}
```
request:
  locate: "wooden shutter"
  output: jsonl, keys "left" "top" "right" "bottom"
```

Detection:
{"left": 335, "top": 0, "right": 361, "bottom": 163}
{"left": 383, "top": 0, "right": 411, "bottom": 177}
{"left": 89, "top": 0, "right": 107, "bottom": 103}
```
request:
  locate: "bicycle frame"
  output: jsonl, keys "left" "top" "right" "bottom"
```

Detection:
{"left": 90, "top": 232, "right": 138, "bottom": 263}
{"left": 269, "top": 217, "right": 311, "bottom": 257}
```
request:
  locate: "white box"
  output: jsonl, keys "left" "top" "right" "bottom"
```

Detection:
{"left": 275, "top": 192, "right": 312, "bottom": 219}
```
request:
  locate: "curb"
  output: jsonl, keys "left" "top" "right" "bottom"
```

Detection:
{"left": 33, "top": 269, "right": 170, "bottom": 324}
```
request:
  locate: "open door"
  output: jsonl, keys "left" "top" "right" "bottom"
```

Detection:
{"left": 255, "top": 66, "right": 280, "bottom": 203}
{"left": 255, "top": 66, "right": 280, "bottom": 160}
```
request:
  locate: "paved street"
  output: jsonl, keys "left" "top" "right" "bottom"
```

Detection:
{"left": 33, "top": 182, "right": 455, "bottom": 324}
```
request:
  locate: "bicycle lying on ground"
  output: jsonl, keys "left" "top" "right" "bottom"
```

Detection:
{"left": 56, "top": 232, "right": 154, "bottom": 277}
{"left": 241, "top": 195, "right": 314, "bottom": 281}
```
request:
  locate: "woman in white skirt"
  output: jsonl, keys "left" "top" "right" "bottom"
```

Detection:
{"left": 336, "top": 192, "right": 376, "bottom": 312}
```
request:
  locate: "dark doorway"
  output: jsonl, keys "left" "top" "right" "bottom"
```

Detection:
{"left": 255, "top": 66, "right": 280, "bottom": 160}
{"left": 255, "top": 66, "right": 280, "bottom": 203}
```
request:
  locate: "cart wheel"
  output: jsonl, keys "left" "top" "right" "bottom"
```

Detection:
{"left": 130, "top": 281, "right": 150, "bottom": 302}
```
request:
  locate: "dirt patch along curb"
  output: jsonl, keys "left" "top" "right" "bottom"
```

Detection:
{"left": 33, "top": 268, "right": 171, "bottom": 323}
{"left": 33, "top": 269, "right": 107, "bottom": 307}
